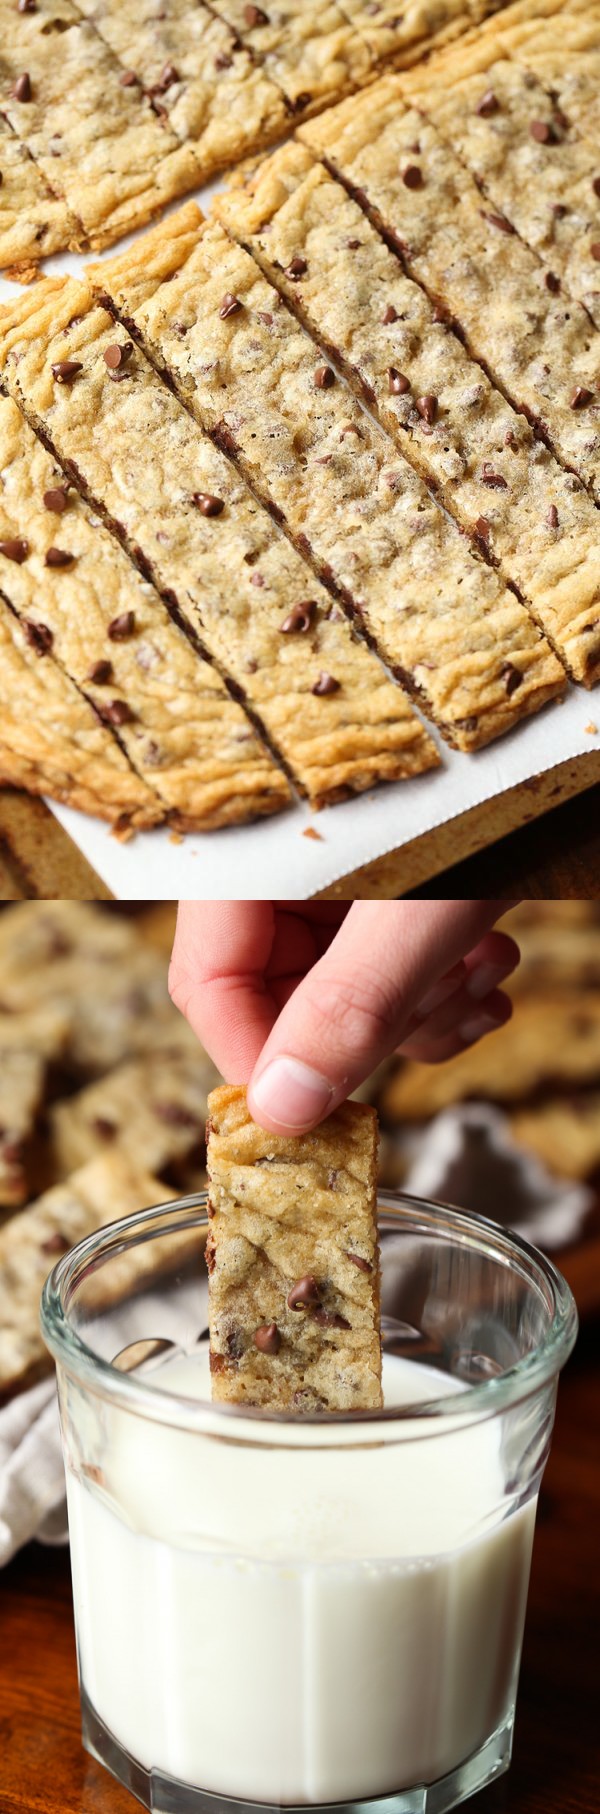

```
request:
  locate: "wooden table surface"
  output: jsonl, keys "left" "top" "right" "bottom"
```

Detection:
{"left": 1, "top": 1318, "right": 598, "bottom": 1814}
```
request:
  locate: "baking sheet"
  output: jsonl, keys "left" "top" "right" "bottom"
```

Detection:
{"left": 1, "top": 181, "right": 598, "bottom": 901}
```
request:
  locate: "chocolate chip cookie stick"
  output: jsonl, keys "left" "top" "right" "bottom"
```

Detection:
{"left": 0, "top": 279, "right": 434, "bottom": 808}
{"left": 299, "top": 76, "right": 600, "bottom": 503}
{"left": 0, "top": 591, "right": 159, "bottom": 834}
{"left": 217, "top": 142, "right": 600, "bottom": 686}
{"left": 205, "top": 1085, "right": 382, "bottom": 1412}
{"left": 0, "top": 115, "right": 79, "bottom": 276}
{"left": 94, "top": 209, "right": 564, "bottom": 750}
{"left": 205, "top": 0, "right": 373, "bottom": 112}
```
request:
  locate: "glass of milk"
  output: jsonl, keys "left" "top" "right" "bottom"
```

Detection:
{"left": 41, "top": 1189, "right": 577, "bottom": 1814}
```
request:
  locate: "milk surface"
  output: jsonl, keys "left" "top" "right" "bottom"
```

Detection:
{"left": 66, "top": 1353, "right": 536, "bottom": 1804}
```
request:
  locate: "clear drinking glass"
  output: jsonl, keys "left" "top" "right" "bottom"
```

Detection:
{"left": 40, "top": 1190, "right": 578, "bottom": 1814}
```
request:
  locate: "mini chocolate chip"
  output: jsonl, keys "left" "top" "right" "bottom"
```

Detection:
{"left": 381, "top": 303, "right": 398, "bottom": 323}
{"left": 552, "top": 203, "right": 567, "bottom": 217}
{"left": 0, "top": 537, "right": 28, "bottom": 563}
{"left": 41, "top": 1230, "right": 69, "bottom": 1255}
{"left": 593, "top": 176, "right": 600, "bottom": 198}
{"left": 402, "top": 164, "right": 422, "bottom": 188}
{"left": 312, "top": 1308, "right": 351, "bottom": 1329}
{"left": 103, "top": 342, "right": 133, "bottom": 370}
{"left": 119, "top": 69, "right": 138, "bottom": 85}
{"left": 476, "top": 89, "right": 498, "bottom": 116}
{"left": 346, "top": 238, "right": 361, "bottom": 249}
{"left": 108, "top": 610, "right": 135, "bottom": 640}
{"left": 475, "top": 516, "right": 490, "bottom": 539}
{"left": 546, "top": 504, "right": 559, "bottom": 527}
{"left": 244, "top": 3, "right": 268, "bottom": 20}
{"left": 570, "top": 386, "right": 594, "bottom": 408}
{"left": 160, "top": 61, "right": 178, "bottom": 85}
{"left": 155, "top": 1102, "right": 197, "bottom": 1126}
{"left": 312, "top": 671, "right": 340, "bottom": 695}
{"left": 219, "top": 291, "right": 242, "bottom": 319}
{"left": 314, "top": 364, "right": 335, "bottom": 387}
{"left": 93, "top": 1116, "right": 118, "bottom": 1140}
{"left": 12, "top": 73, "right": 32, "bottom": 101}
{"left": 530, "top": 118, "right": 556, "bottom": 142}
{"left": 250, "top": 571, "right": 264, "bottom": 587}
{"left": 192, "top": 493, "right": 225, "bottom": 515}
{"left": 45, "top": 546, "right": 75, "bottom": 567}
{"left": 346, "top": 1252, "right": 372, "bottom": 1272}
{"left": 279, "top": 599, "right": 316, "bottom": 633}
{"left": 254, "top": 1322, "right": 281, "bottom": 1354}
{"left": 504, "top": 429, "right": 517, "bottom": 446}
{"left": 88, "top": 658, "right": 113, "bottom": 684}
{"left": 388, "top": 366, "right": 410, "bottom": 394}
{"left": 285, "top": 255, "right": 307, "bottom": 280}
{"left": 24, "top": 619, "right": 53, "bottom": 654}
{"left": 287, "top": 1274, "right": 321, "bottom": 1310}
{"left": 480, "top": 210, "right": 514, "bottom": 233}
{"left": 257, "top": 310, "right": 273, "bottom": 325}
{"left": 545, "top": 271, "right": 561, "bottom": 293}
{"left": 101, "top": 699, "right": 136, "bottom": 725}
{"left": 432, "top": 300, "right": 451, "bottom": 323}
{"left": 480, "top": 464, "right": 507, "bottom": 488}
{"left": 591, "top": 243, "right": 600, "bottom": 262}
{"left": 215, "top": 52, "right": 232, "bottom": 69}
{"left": 500, "top": 662, "right": 522, "bottom": 695}
{"left": 43, "top": 486, "right": 69, "bottom": 512}
{"left": 51, "top": 360, "right": 83, "bottom": 382}
{"left": 18, "top": 0, "right": 39, "bottom": 10}
{"left": 416, "top": 393, "right": 437, "bottom": 424}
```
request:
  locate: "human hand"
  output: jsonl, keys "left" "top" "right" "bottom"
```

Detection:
{"left": 169, "top": 902, "right": 520, "bottom": 1134}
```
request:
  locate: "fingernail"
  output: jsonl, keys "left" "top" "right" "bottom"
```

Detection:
{"left": 458, "top": 1011, "right": 499, "bottom": 1045}
{"left": 466, "top": 962, "right": 512, "bottom": 1001}
{"left": 249, "top": 1056, "right": 334, "bottom": 1130}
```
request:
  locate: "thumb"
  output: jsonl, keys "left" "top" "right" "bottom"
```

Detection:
{"left": 247, "top": 900, "right": 512, "bottom": 1133}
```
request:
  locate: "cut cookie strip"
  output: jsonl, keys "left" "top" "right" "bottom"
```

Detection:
{"left": 510, "top": 1092, "right": 600, "bottom": 1181}
{"left": 382, "top": 994, "right": 600, "bottom": 1119}
{"left": 50, "top": 1045, "right": 220, "bottom": 1178}
{"left": 493, "top": 7, "right": 600, "bottom": 142}
{"left": 71, "top": 0, "right": 289, "bottom": 162}
{"left": 0, "top": 393, "right": 288, "bottom": 833}
{"left": 335, "top": 0, "right": 489, "bottom": 62}
{"left": 205, "top": 1084, "right": 382, "bottom": 1412}
{"left": 0, "top": 1004, "right": 69, "bottom": 1208}
{"left": 0, "top": 592, "right": 159, "bottom": 834}
{"left": 0, "top": 0, "right": 199, "bottom": 248}
{"left": 299, "top": 76, "right": 600, "bottom": 503}
{"left": 0, "top": 114, "right": 78, "bottom": 274}
{"left": 217, "top": 140, "right": 600, "bottom": 685}
{"left": 91, "top": 209, "right": 564, "bottom": 752}
{"left": 205, "top": 0, "right": 372, "bottom": 110}
{"left": 0, "top": 277, "right": 436, "bottom": 806}
{"left": 404, "top": 44, "right": 600, "bottom": 326}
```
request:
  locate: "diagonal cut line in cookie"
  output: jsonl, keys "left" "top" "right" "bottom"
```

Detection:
{"left": 0, "top": 391, "right": 290, "bottom": 834}
{"left": 89, "top": 203, "right": 565, "bottom": 752}
{"left": 298, "top": 75, "right": 600, "bottom": 508}
{"left": 202, "top": 0, "right": 373, "bottom": 114}
{"left": 0, "top": 113, "right": 80, "bottom": 274}
{"left": 0, "top": 275, "right": 436, "bottom": 808}
{"left": 0, "top": 587, "right": 160, "bottom": 836}
{"left": 214, "top": 139, "right": 600, "bottom": 687}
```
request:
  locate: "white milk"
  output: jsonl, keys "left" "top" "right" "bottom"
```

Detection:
{"left": 65, "top": 1353, "right": 536, "bottom": 1804}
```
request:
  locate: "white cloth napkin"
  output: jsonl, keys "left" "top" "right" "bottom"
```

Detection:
{"left": 0, "top": 1107, "right": 592, "bottom": 1569}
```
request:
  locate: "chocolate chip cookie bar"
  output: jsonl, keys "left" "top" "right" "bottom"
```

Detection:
{"left": 510, "top": 1093, "right": 600, "bottom": 1181}
{"left": 91, "top": 209, "right": 564, "bottom": 750}
{"left": 0, "top": 393, "right": 291, "bottom": 832}
{"left": 0, "top": 1004, "right": 68, "bottom": 1208}
{"left": 0, "top": 275, "right": 437, "bottom": 805}
{"left": 382, "top": 994, "right": 600, "bottom": 1119}
{"left": 217, "top": 140, "right": 600, "bottom": 684}
{"left": 300, "top": 76, "right": 600, "bottom": 503}
{"left": 0, "top": 114, "right": 78, "bottom": 276}
{"left": 50, "top": 1044, "right": 219, "bottom": 1177}
{"left": 206, "top": 1084, "right": 382, "bottom": 1411}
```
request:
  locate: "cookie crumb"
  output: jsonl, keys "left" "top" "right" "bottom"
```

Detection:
{"left": 303, "top": 825, "right": 324, "bottom": 840}
{"left": 584, "top": 722, "right": 598, "bottom": 735}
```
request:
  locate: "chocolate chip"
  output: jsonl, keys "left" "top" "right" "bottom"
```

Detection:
{"left": 41, "top": 1230, "right": 69, "bottom": 1255}
{"left": 254, "top": 1323, "right": 281, "bottom": 1354}
{"left": 24, "top": 620, "right": 53, "bottom": 654}
{"left": 257, "top": 310, "right": 273, "bottom": 326}
{"left": 346, "top": 1252, "right": 372, "bottom": 1272}
{"left": 480, "top": 210, "right": 514, "bottom": 233}
{"left": 119, "top": 69, "right": 138, "bottom": 85}
{"left": 45, "top": 546, "right": 75, "bottom": 567}
{"left": 312, "top": 1308, "right": 351, "bottom": 1329}
{"left": 150, "top": 62, "right": 179, "bottom": 92}
{"left": 346, "top": 238, "right": 361, "bottom": 249}
{"left": 312, "top": 671, "right": 340, "bottom": 695}
{"left": 284, "top": 255, "right": 307, "bottom": 280}
{"left": 552, "top": 203, "right": 568, "bottom": 217}
{"left": 279, "top": 599, "right": 316, "bottom": 633}
{"left": 51, "top": 360, "right": 83, "bottom": 382}
{"left": 103, "top": 341, "right": 133, "bottom": 370}
{"left": 327, "top": 1169, "right": 338, "bottom": 1188}
{"left": 591, "top": 243, "right": 600, "bottom": 262}
{"left": 93, "top": 1117, "right": 117, "bottom": 1140}
{"left": 18, "top": 0, "right": 39, "bottom": 11}
{"left": 530, "top": 118, "right": 556, "bottom": 142}
{"left": 593, "top": 177, "right": 600, "bottom": 199}
{"left": 155, "top": 1102, "right": 198, "bottom": 1126}
{"left": 12, "top": 73, "right": 32, "bottom": 101}
{"left": 476, "top": 89, "right": 498, "bottom": 116}
{"left": 402, "top": 164, "right": 422, "bottom": 188}
{"left": 504, "top": 429, "right": 517, "bottom": 446}
{"left": 314, "top": 364, "right": 335, "bottom": 387}
{"left": 100, "top": 699, "right": 136, "bottom": 725}
{"left": 88, "top": 659, "right": 113, "bottom": 684}
{"left": 480, "top": 464, "right": 507, "bottom": 488}
{"left": 500, "top": 662, "right": 522, "bottom": 695}
{"left": 215, "top": 52, "right": 232, "bottom": 69}
{"left": 287, "top": 1274, "right": 321, "bottom": 1310}
{"left": 545, "top": 271, "right": 561, "bottom": 293}
{"left": 388, "top": 366, "right": 410, "bottom": 394}
{"left": 43, "top": 486, "right": 69, "bottom": 512}
{"left": 192, "top": 493, "right": 225, "bottom": 515}
{"left": 381, "top": 303, "right": 398, "bottom": 324}
{"left": 0, "top": 537, "right": 28, "bottom": 563}
{"left": 250, "top": 571, "right": 264, "bottom": 587}
{"left": 108, "top": 610, "right": 135, "bottom": 640}
{"left": 219, "top": 292, "right": 242, "bottom": 318}
{"left": 432, "top": 300, "right": 451, "bottom": 324}
{"left": 545, "top": 504, "right": 559, "bottom": 528}
{"left": 475, "top": 516, "right": 490, "bottom": 539}
{"left": 570, "top": 386, "right": 594, "bottom": 408}
{"left": 416, "top": 393, "right": 438, "bottom": 424}
{"left": 244, "top": 3, "right": 268, "bottom": 20}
